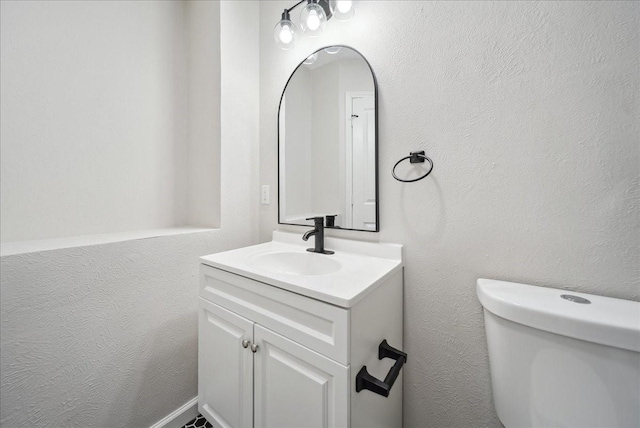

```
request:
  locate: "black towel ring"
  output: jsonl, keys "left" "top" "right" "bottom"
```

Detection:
{"left": 392, "top": 151, "right": 434, "bottom": 183}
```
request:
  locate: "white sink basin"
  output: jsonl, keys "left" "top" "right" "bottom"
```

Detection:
{"left": 200, "top": 231, "right": 403, "bottom": 308}
{"left": 250, "top": 251, "right": 342, "bottom": 276}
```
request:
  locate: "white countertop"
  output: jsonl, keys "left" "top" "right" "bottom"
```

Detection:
{"left": 200, "top": 231, "right": 403, "bottom": 308}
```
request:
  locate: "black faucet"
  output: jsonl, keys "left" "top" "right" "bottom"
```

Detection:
{"left": 302, "top": 217, "right": 334, "bottom": 255}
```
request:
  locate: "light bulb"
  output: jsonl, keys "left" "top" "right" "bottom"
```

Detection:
{"left": 300, "top": 2, "right": 326, "bottom": 37}
{"left": 306, "top": 10, "right": 320, "bottom": 31}
{"left": 279, "top": 25, "right": 293, "bottom": 44}
{"left": 329, "top": 0, "right": 356, "bottom": 21}
{"left": 336, "top": 0, "right": 352, "bottom": 14}
{"left": 273, "top": 10, "right": 298, "bottom": 50}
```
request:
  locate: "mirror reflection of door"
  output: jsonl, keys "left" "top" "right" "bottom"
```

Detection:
{"left": 346, "top": 93, "right": 376, "bottom": 230}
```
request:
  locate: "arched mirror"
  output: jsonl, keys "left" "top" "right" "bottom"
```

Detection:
{"left": 278, "top": 45, "right": 378, "bottom": 231}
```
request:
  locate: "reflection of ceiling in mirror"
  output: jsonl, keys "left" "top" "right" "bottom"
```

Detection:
{"left": 303, "top": 47, "right": 364, "bottom": 70}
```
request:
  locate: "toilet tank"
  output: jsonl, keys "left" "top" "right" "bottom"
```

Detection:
{"left": 477, "top": 279, "right": 640, "bottom": 428}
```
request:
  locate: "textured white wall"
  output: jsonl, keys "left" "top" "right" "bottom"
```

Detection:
{"left": 0, "top": 1, "right": 193, "bottom": 242}
{"left": 188, "top": 1, "right": 222, "bottom": 228}
{"left": 259, "top": 1, "right": 639, "bottom": 427}
{"left": 0, "top": 1, "right": 260, "bottom": 427}
{"left": 0, "top": 232, "right": 252, "bottom": 428}
{"left": 220, "top": 0, "right": 260, "bottom": 232}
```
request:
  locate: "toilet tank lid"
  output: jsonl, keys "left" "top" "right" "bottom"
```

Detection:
{"left": 477, "top": 278, "right": 640, "bottom": 353}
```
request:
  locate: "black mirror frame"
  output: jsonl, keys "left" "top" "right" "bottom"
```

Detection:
{"left": 277, "top": 45, "right": 379, "bottom": 232}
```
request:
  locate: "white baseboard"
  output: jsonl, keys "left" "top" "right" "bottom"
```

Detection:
{"left": 150, "top": 396, "right": 199, "bottom": 428}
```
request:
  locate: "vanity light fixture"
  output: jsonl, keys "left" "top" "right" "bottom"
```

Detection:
{"left": 274, "top": 0, "right": 357, "bottom": 50}
{"left": 274, "top": 9, "right": 298, "bottom": 50}
{"left": 299, "top": 1, "right": 327, "bottom": 36}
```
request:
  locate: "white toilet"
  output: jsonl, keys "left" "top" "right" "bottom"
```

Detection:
{"left": 477, "top": 278, "right": 640, "bottom": 428}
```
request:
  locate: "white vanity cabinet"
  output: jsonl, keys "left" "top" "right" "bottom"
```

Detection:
{"left": 198, "top": 232, "right": 404, "bottom": 428}
{"left": 198, "top": 283, "right": 349, "bottom": 428}
{"left": 199, "top": 298, "right": 254, "bottom": 428}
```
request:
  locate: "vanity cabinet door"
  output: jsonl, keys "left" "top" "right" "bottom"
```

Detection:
{"left": 253, "top": 324, "right": 349, "bottom": 428}
{"left": 199, "top": 298, "right": 254, "bottom": 428}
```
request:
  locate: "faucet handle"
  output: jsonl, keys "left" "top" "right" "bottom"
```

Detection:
{"left": 306, "top": 216, "right": 325, "bottom": 226}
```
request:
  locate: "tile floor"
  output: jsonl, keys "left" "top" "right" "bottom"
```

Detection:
{"left": 182, "top": 413, "right": 213, "bottom": 428}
